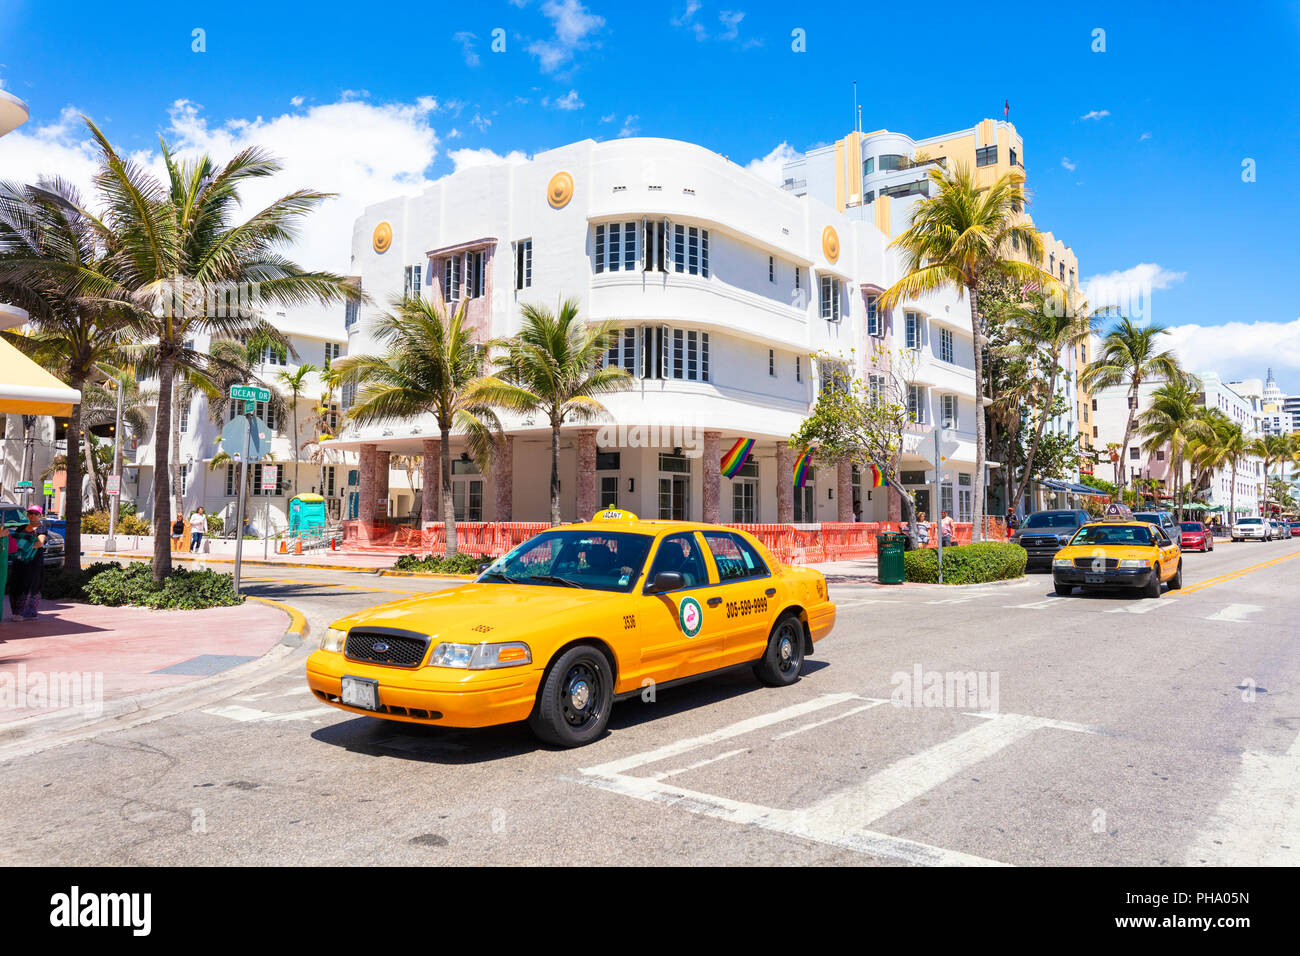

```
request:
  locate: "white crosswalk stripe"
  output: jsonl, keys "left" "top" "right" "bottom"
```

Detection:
{"left": 1205, "top": 603, "right": 1263, "bottom": 623}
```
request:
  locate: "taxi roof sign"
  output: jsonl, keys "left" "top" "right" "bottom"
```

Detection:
{"left": 592, "top": 509, "right": 638, "bottom": 522}
{"left": 1104, "top": 502, "right": 1134, "bottom": 520}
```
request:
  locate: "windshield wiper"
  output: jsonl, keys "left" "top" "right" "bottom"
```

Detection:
{"left": 479, "top": 571, "right": 525, "bottom": 584}
{"left": 527, "top": 574, "right": 584, "bottom": 588}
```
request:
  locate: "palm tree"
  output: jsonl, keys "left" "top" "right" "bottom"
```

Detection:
{"left": 1080, "top": 316, "right": 1183, "bottom": 493}
{"left": 878, "top": 163, "right": 1056, "bottom": 540}
{"left": 301, "top": 385, "right": 340, "bottom": 502}
{"left": 1137, "top": 375, "right": 1208, "bottom": 522}
{"left": 0, "top": 178, "right": 138, "bottom": 572}
{"left": 1249, "top": 433, "right": 1292, "bottom": 507}
{"left": 81, "top": 118, "right": 362, "bottom": 581}
{"left": 1190, "top": 417, "right": 1249, "bottom": 526}
{"left": 330, "top": 295, "right": 504, "bottom": 556}
{"left": 1004, "top": 287, "right": 1098, "bottom": 512}
{"left": 276, "top": 362, "right": 317, "bottom": 501}
{"left": 481, "top": 297, "right": 633, "bottom": 526}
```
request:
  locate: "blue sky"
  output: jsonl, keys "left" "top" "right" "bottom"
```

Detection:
{"left": 2, "top": 0, "right": 1299, "bottom": 385}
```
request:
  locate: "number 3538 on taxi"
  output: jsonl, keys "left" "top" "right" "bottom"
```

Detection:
{"left": 305, "top": 511, "right": 837, "bottom": 747}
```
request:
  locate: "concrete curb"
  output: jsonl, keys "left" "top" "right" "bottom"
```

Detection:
{"left": 246, "top": 595, "right": 310, "bottom": 647}
{"left": 84, "top": 550, "right": 387, "bottom": 574}
{"left": 378, "top": 569, "right": 477, "bottom": 580}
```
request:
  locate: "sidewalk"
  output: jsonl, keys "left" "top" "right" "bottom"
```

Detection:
{"left": 0, "top": 597, "right": 293, "bottom": 724}
{"left": 85, "top": 547, "right": 398, "bottom": 572}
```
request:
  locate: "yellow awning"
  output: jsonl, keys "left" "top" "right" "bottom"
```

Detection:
{"left": 0, "top": 336, "right": 81, "bottom": 415}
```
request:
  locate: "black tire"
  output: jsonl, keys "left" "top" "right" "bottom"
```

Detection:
{"left": 754, "top": 613, "right": 805, "bottom": 687}
{"left": 1145, "top": 570, "right": 1162, "bottom": 599}
{"left": 1054, "top": 582, "right": 1073, "bottom": 596}
{"left": 528, "top": 644, "right": 614, "bottom": 748}
{"left": 1169, "top": 560, "right": 1183, "bottom": 590}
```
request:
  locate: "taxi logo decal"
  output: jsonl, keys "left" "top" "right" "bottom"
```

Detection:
{"left": 678, "top": 597, "right": 704, "bottom": 637}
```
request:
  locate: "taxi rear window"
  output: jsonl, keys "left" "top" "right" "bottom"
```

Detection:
{"left": 1071, "top": 525, "right": 1153, "bottom": 546}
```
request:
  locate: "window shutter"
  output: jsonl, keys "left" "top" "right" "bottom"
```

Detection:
{"left": 664, "top": 219, "right": 673, "bottom": 272}
{"left": 639, "top": 218, "right": 647, "bottom": 271}
{"left": 661, "top": 324, "right": 671, "bottom": 378}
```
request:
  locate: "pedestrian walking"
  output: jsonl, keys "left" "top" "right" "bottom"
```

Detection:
{"left": 170, "top": 515, "right": 185, "bottom": 552}
{"left": 941, "top": 510, "right": 956, "bottom": 547}
{"left": 1005, "top": 508, "right": 1018, "bottom": 532}
{"left": 8, "top": 505, "right": 47, "bottom": 620}
{"left": 189, "top": 506, "right": 208, "bottom": 552}
{"left": 915, "top": 511, "right": 931, "bottom": 547}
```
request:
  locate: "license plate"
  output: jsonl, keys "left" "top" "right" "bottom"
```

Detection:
{"left": 340, "top": 676, "right": 379, "bottom": 711}
{"left": 1085, "top": 574, "right": 1106, "bottom": 584}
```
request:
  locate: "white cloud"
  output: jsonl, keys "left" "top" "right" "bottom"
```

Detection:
{"left": 447, "top": 147, "right": 531, "bottom": 172}
{"left": 1165, "top": 318, "right": 1300, "bottom": 390}
{"left": 599, "top": 112, "right": 616, "bottom": 123}
{"left": 290, "top": 95, "right": 304, "bottom": 107}
{"left": 718, "top": 10, "right": 744, "bottom": 40}
{"left": 1080, "top": 109, "right": 1111, "bottom": 121}
{"left": 1, "top": 97, "right": 442, "bottom": 277}
{"left": 454, "top": 31, "right": 481, "bottom": 68}
{"left": 1083, "top": 262, "right": 1186, "bottom": 318}
{"left": 529, "top": 0, "right": 605, "bottom": 73}
{"left": 744, "top": 141, "right": 799, "bottom": 186}
{"left": 673, "top": 1, "right": 708, "bottom": 40}
{"left": 617, "top": 115, "right": 639, "bottom": 138}
{"left": 545, "top": 89, "right": 584, "bottom": 111}
{"left": 1139, "top": 131, "right": 1152, "bottom": 142}
{"left": 1060, "top": 156, "right": 1077, "bottom": 172}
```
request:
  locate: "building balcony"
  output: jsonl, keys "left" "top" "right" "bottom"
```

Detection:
{"left": 0, "top": 303, "right": 29, "bottom": 331}
{"left": 0, "top": 89, "right": 29, "bottom": 138}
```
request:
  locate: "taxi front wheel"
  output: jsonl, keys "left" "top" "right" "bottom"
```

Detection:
{"left": 1169, "top": 560, "right": 1183, "bottom": 590}
{"left": 1145, "top": 570, "right": 1162, "bottom": 599}
{"left": 529, "top": 645, "right": 614, "bottom": 748}
{"left": 755, "top": 613, "right": 805, "bottom": 687}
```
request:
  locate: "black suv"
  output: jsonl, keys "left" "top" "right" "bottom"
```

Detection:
{"left": 1011, "top": 509, "right": 1092, "bottom": 571}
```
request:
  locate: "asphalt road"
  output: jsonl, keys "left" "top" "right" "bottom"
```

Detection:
{"left": 1, "top": 540, "right": 1297, "bottom": 866}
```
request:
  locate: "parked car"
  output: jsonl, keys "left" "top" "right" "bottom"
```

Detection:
{"left": 1132, "top": 511, "right": 1178, "bottom": 537}
{"left": 1010, "top": 509, "right": 1092, "bottom": 571}
{"left": 1271, "top": 519, "right": 1291, "bottom": 540}
{"left": 1232, "top": 516, "right": 1271, "bottom": 542}
{"left": 1288, "top": 521, "right": 1300, "bottom": 537}
{"left": 1179, "top": 521, "right": 1214, "bottom": 552}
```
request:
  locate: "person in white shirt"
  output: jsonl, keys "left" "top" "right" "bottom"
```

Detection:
{"left": 188, "top": 507, "right": 208, "bottom": 551}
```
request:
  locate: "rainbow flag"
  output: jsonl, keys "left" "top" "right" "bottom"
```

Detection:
{"left": 794, "top": 449, "right": 814, "bottom": 488}
{"left": 720, "top": 437, "right": 754, "bottom": 478}
{"left": 868, "top": 464, "right": 886, "bottom": 487}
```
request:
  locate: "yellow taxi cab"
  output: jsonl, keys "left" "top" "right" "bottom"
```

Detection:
{"left": 305, "top": 510, "right": 837, "bottom": 747}
{"left": 1050, "top": 504, "right": 1183, "bottom": 598}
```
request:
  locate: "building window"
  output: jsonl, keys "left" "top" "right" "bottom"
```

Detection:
{"left": 880, "top": 180, "right": 929, "bottom": 200}
{"left": 466, "top": 250, "right": 485, "bottom": 298}
{"left": 260, "top": 343, "right": 287, "bottom": 366}
{"left": 730, "top": 460, "right": 759, "bottom": 523}
{"left": 599, "top": 475, "right": 619, "bottom": 510}
{"left": 794, "top": 267, "right": 801, "bottom": 292}
{"left": 1130, "top": 447, "right": 1140, "bottom": 460}
{"left": 604, "top": 327, "right": 640, "bottom": 376}
{"left": 769, "top": 349, "right": 775, "bottom": 377}
{"left": 1049, "top": 253, "right": 1055, "bottom": 274}
{"left": 941, "top": 394, "right": 958, "bottom": 429}
{"left": 795, "top": 356, "right": 801, "bottom": 383}
{"left": 866, "top": 295, "right": 881, "bottom": 336}
{"left": 403, "top": 264, "right": 422, "bottom": 300}
{"left": 1092, "top": 398, "right": 1098, "bottom": 411}
{"left": 341, "top": 380, "right": 356, "bottom": 412}
{"left": 225, "top": 463, "right": 237, "bottom": 497}
{"left": 878, "top": 154, "right": 906, "bottom": 171}
{"left": 958, "top": 473, "right": 973, "bottom": 521}
{"left": 939, "top": 327, "right": 954, "bottom": 364}
{"left": 867, "top": 374, "right": 884, "bottom": 406}
{"left": 515, "top": 239, "right": 532, "bottom": 290}
{"left": 657, "top": 327, "right": 709, "bottom": 382}
{"left": 768, "top": 256, "right": 775, "bottom": 282}
{"left": 327, "top": 402, "right": 340, "bottom": 433}
{"left": 1156, "top": 449, "right": 1165, "bottom": 461}
{"left": 976, "top": 145, "right": 997, "bottom": 167}
{"left": 324, "top": 342, "right": 342, "bottom": 368}
{"left": 905, "top": 311, "right": 922, "bottom": 350}
{"left": 323, "top": 465, "right": 337, "bottom": 497}
{"left": 179, "top": 401, "right": 189, "bottom": 434}
{"left": 1009, "top": 147, "right": 1019, "bottom": 167}
{"left": 178, "top": 464, "right": 189, "bottom": 496}
{"left": 863, "top": 157, "right": 875, "bottom": 175}
{"left": 908, "top": 384, "right": 926, "bottom": 423}
{"left": 252, "top": 462, "right": 286, "bottom": 497}
{"left": 820, "top": 276, "right": 841, "bottom": 322}
{"left": 230, "top": 398, "right": 277, "bottom": 431}
{"left": 344, "top": 298, "right": 359, "bottom": 329}
{"left": 1059, "top": 262, "right": 1065, "bottom": 282}
{"left": 671, "top": 224, "right": 709, "bottom": 277}
{"left": 442, "top": 255, "right": 462, "bottom": 301}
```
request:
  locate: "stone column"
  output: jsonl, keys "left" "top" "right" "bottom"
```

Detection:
{"left": 494, "top": 435, "right": 513, "bottom": 521}
{"left": 838, "top": 459, "right": 854, "bottom": 522}
{"left": 358, "top": 443, "right": 377, "bottom": 524}
{"left": 421, "top": 439, "right": 440, "bottom": 528}
{"left": 776, "top": 441, "right": 794, "bottom": 523}
{"left": 375, "top": 449, "right": 391, "bottom": 518}
{"left": 576, "top": 429, "right": 597, "bottom": 520}
{"left": 888, "top": 485, "right": 903, "bottom": 523}
{"left": 703, "top": 430, "right": 722, "bottom": 524}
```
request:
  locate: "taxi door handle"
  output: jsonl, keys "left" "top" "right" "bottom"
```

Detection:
{"left": 765, "top": 588, "right": 776, "bottom": 597}
{"left": 707, "top": 597, "right": 722, "bottom": 607}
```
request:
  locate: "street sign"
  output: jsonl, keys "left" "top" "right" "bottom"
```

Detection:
{"left": 230, "top": 384, "right": 270, "bottom": 403}
{"left": 15, "top": 480, "right": 32, "bottom": 490}
{"left": 219, "top": 415, "right": 271, "bottom": 463}
{"left": 261, "top": 465, "right": 278, "bottom": 491}
{"left": 107, "top": 474, "right": 121, "bottom": 496}
{"left": 43, "top": 480, "right": 54, "bottom": 496}
{"left": 244, "top": 400, "right": 256, "bottom": 415}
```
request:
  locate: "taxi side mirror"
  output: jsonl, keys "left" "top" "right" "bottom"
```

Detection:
{"left": 646, "top": 571, "right": 684, "bottom": 594}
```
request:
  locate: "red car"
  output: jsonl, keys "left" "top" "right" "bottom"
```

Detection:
{"left": 1180, "top": 521, "right": 1214, "bottom": 552}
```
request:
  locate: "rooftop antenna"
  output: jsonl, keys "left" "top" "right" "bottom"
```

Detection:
{"left": 853, "top": 81, "right": 858, "bottom": 135}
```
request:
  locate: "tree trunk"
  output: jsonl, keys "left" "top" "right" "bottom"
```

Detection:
{"left": 549, "top": 413, "right": 562, "bottom": 527}
{"left": 292, "top": 396, "right": 299, "bottom": 503}
{"left": 1012, "top": 364, "right": 1059, "bottom": 513}
{"left": 153, "top": 351, "right": 175, "bottom": 581}
{"left": 968, "top": 284, "right": 986, "bottom": 541}
{"left": 441, "top": 425, "right": 456, "bottom": 557}
{"left": 63, "top": 374, "right": 85, "bottom": 572}
{"left": 171, "top": 378, "right": 183, "bottom": 518}
{"left": 1118, "top": 384, "right": 1139, "bottom": 491}
{"left": 1228, "top": 461, "right": 1237, "bottom": 528}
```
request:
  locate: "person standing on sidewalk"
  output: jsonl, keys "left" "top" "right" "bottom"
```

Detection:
{"left": 915, "top": 511, "right": 931, "bottom": 547}
{"left": 189, "top": 506, "right": 208, "bottom": 552}
{"left": 170, "top": 515, "right": 185, "bottom": 552}
{"left": 941, "top": 510, "right": 956, "bottom": 548}
{"left": 8, "top": 505, "right": 47, "bottom": 620}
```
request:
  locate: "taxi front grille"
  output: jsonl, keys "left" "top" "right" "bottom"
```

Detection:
{"left": 344, "top": 630, "right": 429, "bottom": 668}
{"left": 1073, "top": 557, "right": 1119, "bottom": 570}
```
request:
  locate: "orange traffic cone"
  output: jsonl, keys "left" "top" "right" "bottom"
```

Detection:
{"left": 294, "top": 536, "right": 303, "bottom": 555}
{"left": 278, "top": 538, "right": 287, "bottom": 554}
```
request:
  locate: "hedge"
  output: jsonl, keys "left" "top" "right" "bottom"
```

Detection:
{"left": 81, "top": 511, "right": 151, "bottom": 535}
{"left": 903, "top": 541, "right": 1027, "bottom": 585}
{"left": 393, "top": 552, "right": 487, "bottom": 574}
{"left": 42, "top": 561, "right": 243, "bottom": 609}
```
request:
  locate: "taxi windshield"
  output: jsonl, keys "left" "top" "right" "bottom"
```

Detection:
{"left": 1070, "top": 524, "right": 1154, "bottom": 547}
{"left": 477, "top": 530, "right": 654, "bottom": 592}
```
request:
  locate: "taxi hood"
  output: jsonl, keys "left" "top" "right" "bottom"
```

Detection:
{"left": 329, "top": 582, "right": 622, "bottom": 642}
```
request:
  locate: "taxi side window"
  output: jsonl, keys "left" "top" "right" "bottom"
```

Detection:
{"left": 702, "top": 531, "right": 768, "bottom": 581}
{"left": 1156, "top": 528, "right": 1172, "bottom": 546}
{"left": 647, "top": 533, "right": 709, "bottom": 589}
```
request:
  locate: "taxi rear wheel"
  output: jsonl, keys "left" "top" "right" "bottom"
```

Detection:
{"left": 755, "top": 613, "right": 805, "bottom": 687}
{"left": 528, "top": 645, "right": 613, "bottom": 748}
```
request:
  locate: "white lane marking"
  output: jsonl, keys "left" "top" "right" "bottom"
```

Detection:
{"left": 1103, "top": 600, "right": 1176, "bottom": 615}
{"left": 1005, "top": 598, "right": 1065, "bottom": 609}
{"left": 771, "top": 700, "right": 888, "bottom": 740}
{"left": 649, "top": 748, "right": 750, "bottom": 781}
{"left": 798, "top": 713, "right": 1095, "bottom": 830}
{"left": 203, "top": 704, "right": 335, "bottom": 723}
{"left": 926, "top": 597, "right": 974, "bottom": 605}
{"left": 231, "top": 693, "right": 271, "bottom": 702}
{"left": 836, "top": 599, "right": 898, "bottom": 608}
{"left": 1185, "top": 729, "right": 1300, "bottom": 865}
{"left": 1206, "top": 603, "right": 1263, "bottom": 623}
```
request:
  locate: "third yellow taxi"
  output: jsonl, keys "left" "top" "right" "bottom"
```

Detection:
{"left": 306, "top": 510, "right": 836, "bottom": 747}
{"left": 1050, "top": 503, "right": 1183, "bottom": 599}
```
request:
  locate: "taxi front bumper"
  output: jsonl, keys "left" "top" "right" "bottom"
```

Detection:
{"left": 305, "top": 651, "right": 543, "bottom": 728}
{"left": 1052, "top": 566, "right": 1155, "bottom": 589}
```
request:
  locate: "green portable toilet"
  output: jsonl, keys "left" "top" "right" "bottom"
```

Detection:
{"left": 289, "top": 494, "right": 327, "bottom": 536}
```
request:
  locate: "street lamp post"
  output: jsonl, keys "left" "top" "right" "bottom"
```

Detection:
{"left": 105, "top": 375, "right": 125, "bottom": 553}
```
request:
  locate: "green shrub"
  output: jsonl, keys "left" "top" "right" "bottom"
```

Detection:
{"left": 204, "top": 515, "right": 225, "bottom": 535}
{"left": 41, "top": 562, "right": 119, "bottom": 601}
{"left": 393, "top": 552, "right": 487, "bottom": 574}
{"left": 79, "top": 512, "right": 151, "bottom": 535}
{"left": 117, "top": 514, "right": 151, "bottom": 535}
{"left": 48, "top": 561, "right": 243, "bottom": 609}
{"left": 903, "top": 542, "right": 1027, "bottom": 585}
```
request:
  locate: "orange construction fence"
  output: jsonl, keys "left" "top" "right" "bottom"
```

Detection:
{"left": 343, "top": 516, "right": 1008, "bottom": 565}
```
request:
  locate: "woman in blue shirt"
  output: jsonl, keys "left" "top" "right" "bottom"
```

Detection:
{"left": 8, "top": 505, "right": 46, "bottom": 620}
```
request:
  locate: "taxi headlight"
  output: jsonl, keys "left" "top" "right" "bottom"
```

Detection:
{"left": 320, "top": 627, "right": 347, "bottom": 653}
{"left": 1118, "top": 559, "right": 1150, "bottom": 569}
{"left": 1052, "top": 557, "right": 1073, "bottom": 568}
{"left": 429, "top": 641, "right": 532, "bottom": 670}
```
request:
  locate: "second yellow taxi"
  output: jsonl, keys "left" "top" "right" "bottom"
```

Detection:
{"left": 1050, "top": 507, "right": 1183, "bottom": 599}
{"left": 306, "top": 510, "right": 836, "bottom": 747}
